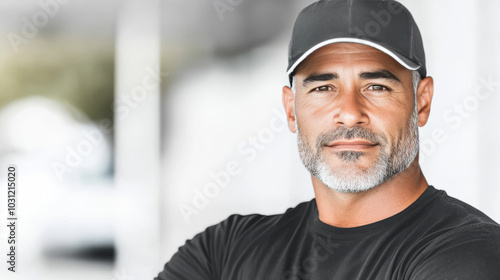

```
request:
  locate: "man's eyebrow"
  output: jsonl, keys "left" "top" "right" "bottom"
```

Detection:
{"left": 302, "top": 73, "right": 338, "bottom": 87}
{"left": 359, "top": 70, "right": 401, "bottom": 83}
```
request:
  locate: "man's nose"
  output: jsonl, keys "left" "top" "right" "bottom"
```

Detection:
{"left": 332, "top": 90, "right": 369, "bottom": 127}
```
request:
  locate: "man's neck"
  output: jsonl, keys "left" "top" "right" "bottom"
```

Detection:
{"left": 312, "top": 158, "right": 428, "bottom": 228}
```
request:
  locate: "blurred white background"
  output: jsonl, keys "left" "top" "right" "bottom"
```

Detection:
{"left": 0, "top": 0, "right": 499, "bottom": 279}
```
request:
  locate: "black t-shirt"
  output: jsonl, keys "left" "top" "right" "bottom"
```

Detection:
{"left": 156, "top": 186, "right": 500, "bottom": 279}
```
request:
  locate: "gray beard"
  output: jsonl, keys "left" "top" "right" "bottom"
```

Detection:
{"left": 297, "top": 108, "right": 419, "bottom": 193}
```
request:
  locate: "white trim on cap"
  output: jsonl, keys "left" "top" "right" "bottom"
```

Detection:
{"left": 286, "top": 37, "right": 420, "bottom": 76}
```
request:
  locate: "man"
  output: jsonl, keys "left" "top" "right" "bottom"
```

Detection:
{"left": 156, "top": 0, "right": 500, "bottom": 279}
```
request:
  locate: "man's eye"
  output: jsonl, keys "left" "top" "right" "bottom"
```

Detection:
{"left": 312, "top": 86, "right": 333, "bottom": 92}
{"left": 368, "top": 85, "right": 390, "bottom": 91}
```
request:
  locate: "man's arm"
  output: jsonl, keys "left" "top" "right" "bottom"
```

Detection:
{"left": 155, "top": 214, "right": 247, "bottom": 280}
{"left": 155, "top": 230, "right": 215, "bottom": 280}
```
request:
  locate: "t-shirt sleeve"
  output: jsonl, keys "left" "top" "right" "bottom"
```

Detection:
{"left": 154, "top": 215, "right": 246, "bottom": 280}
{"left": 409, "top": 223, "right": 500, "bottom": 280}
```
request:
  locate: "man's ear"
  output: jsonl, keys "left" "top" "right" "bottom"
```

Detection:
{"left": 282, "top": 86, "right": 297, "bottom": 133}
{"left": 416, "top": 76, "right": 434, "bottom": 127}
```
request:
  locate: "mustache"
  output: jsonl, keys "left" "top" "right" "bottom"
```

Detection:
{"left": 316, "top": 126, "right": 387, "bottom": 148}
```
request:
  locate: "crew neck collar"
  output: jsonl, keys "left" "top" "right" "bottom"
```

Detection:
{"left": 311, "top": 185, "right": 440, "bottom": 236}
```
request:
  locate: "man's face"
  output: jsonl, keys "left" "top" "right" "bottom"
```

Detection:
{"left": 290, "top": 43, "right": 419, "bottom": 193}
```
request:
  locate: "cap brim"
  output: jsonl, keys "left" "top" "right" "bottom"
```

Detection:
{"left": 286, "top": 37, "right": 420, "bottom": 76}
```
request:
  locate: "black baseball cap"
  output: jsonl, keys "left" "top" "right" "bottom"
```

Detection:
{"left": 287, "top": 0, "right": 426, "bottom": 84}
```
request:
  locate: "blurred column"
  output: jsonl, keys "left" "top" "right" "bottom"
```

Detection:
{"left": 114, "top": 0, "right": 161, "bottom": 278}
{"left": 476, "top": 0, "right": 500, "bottom": 222}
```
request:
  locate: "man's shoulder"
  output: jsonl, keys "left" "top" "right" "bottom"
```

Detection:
{"left": 409, "top": 221, "right": 500, "bottom": 279}
{"left": 421, "top": 187, "right": 500, "bottom": 250}
{"left": 407, "top": 187, "right": 500, "bottom": 279}
{"left": 417, "top": 186, "right": 497, "bottom": 226}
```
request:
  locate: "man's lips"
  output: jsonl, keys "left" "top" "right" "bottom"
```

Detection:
{"left": 326, "top": 140, "right": 378, "bottom": 151}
